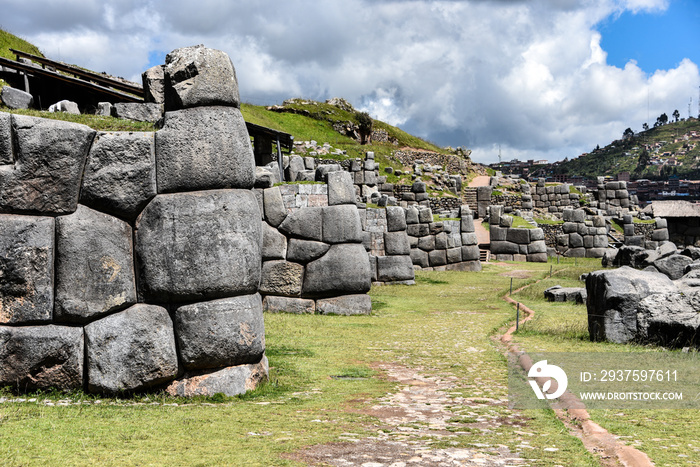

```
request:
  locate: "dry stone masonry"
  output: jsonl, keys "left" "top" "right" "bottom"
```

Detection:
{"left": 0, "top": 46, "right": 268, "bottom": 397}
{"left": 488, "top": 206, "right": 547, "bottom": 262}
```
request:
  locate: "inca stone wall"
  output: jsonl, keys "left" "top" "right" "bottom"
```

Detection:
{"left": 554, "top": 209, "right": 609, "bottom": 258}
{"left": 407, "top": 205, "right": 482, "bottom": 271}
{"left": 362, "top": 206, "right": 416, "bottom": 285}
{"left": 0, "top": 46, "right": 268, "bottom": 397}
{"left": 488, "top": 206, "right": 548, "bottom": 262}
{"left": 622, "top": 216, "right": 669, "bottom": 249}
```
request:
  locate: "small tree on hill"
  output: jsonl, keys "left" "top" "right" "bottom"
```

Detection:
{"left": 642, "top": 122, "right": 649, "bottom": 131}
{"left": 356, "top": 111, "right": 373, "bottom": 145}
{"left": 636, "top": 147, "right": 650, "bottom": 171}
{"left": 673, "top": 109, "right": 680, "bottom": 122}
{"left": 623, "top": 128, "right": 634, "bottom": 140}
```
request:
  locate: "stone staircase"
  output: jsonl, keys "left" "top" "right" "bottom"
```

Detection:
{"left": 463, "top": 187, "right": 478, "bottom": 212}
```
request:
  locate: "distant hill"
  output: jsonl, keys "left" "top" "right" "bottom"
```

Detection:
{"left": 553, "top": 118, "right": 700, "bottom": 180}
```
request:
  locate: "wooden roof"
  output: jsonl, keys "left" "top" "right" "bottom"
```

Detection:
{"left": 643, "top": 200, "right": 700, "bottom": 218}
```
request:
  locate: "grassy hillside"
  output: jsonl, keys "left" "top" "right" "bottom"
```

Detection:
{"left": 554, "top": 118, "right": 700, "bottom": 180}
{"left": 0, "top": 29, "right": 43, "bottom": 60}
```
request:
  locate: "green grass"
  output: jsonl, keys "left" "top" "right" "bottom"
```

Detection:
{"left": 0, "top": 29, "right": 43, "bottom": 61}
{"left": 0, "top": 107, "right": 155, "bottom": 132}
{"left": 0, "top": 263, "right": 601, "bottom": 466}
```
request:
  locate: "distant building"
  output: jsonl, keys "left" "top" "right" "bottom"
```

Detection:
{"left": 616, "top": 172, "right": 630, "bottom": 182}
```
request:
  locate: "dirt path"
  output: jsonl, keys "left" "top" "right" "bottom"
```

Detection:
{"left": 292, "top": 363, "right": 530, "bottom": 466}
{"left": 468, "top": 176, "right": 490, "bottom": 188}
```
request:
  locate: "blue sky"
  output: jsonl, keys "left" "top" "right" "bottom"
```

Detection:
{"left": 599, "top": 0, "right": 700, "bottom": 74}
{"left": 2, "top": 0, "right": 699, "bottom": 164}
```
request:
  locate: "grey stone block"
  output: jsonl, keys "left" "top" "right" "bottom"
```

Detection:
{"left": 113, "top": 103, "right": 163, "bottom": 123}
{"left": 262, "top": 222, "right": 287, "bottom": 260}
{"left": 491, "top": 240, "right": 519, "bottom": 255}
{"left": 279, "top": 206, "right": 322, "bottom": 241}
{"left": 386, "top": 206, "right": 407, "bottom": 232}
{"left": 166, "top": 357, "right": 268, "bottom": 397}
{"left": 260, "top": 260, "right": 304, "bottom": 297}
{"left": 322, "top": 205, "right": 363, "bottom": 243}
{"left": 652, "top": 229, "right": 669, "bottom": 242}
{"left": 490, "top": 226, "right": 507, "bottom": 242}
{"left": 263, "top": 296, "right": 315, "bottom": 314}
{"left": 155, "top": 106, "right": 255, "bottom": 193}
{"left": 1, "top": 115, "right": 94, "bottom": 215}
{"left": 377, "top": 255, "right": 415, "bottom": 282}
{"left": 569, "top": 232, "right": 584, "bottom": 248}
{"left": 428, "top": 249, "right": 447, "bottom": 266}
{"left": 446, "top": 247, "right": 462, "bottom": 264}
{"left": 1, "top": 86, "right": 33, "bottom": 109}
{"left": 328, "top": 171, "right": 356, "bottom": 205}
{"left": 285, "top": 238, "right": 329, "bottom": 264}
{"left": 55, "top": 205, "right": 136, "bottom": 324}
{"left": 142, "top": 64, "right": 165, "bottom": 104}
{"left": 262, "top": 186, "right": 287, "bottom": 227}
{"left": 410, "top": 248, "right": 429, "bottom": 268}
{"left": 317, "top": 294, "right": 372, "bottom": 315}
{"left": 530, "top": 228, "right": 545, "bottom": 241}
{"left": 384, "top": 231, "right": 411, "bottom": 255}
{"left": 85, "top": 304, "right": 178, "bottom": 394}
{"left": 461, "top": 232, "right": 478, "bottom": 246}
{"left": 528, "top": 240, "right": 547, "bottom": 254}
{"left": 461, "top": 245, "right": 480, "bottom": 261}
{"left": 286, "top": 155, "right": 305, "bottom": 182}
{"left": 80, "top": 131, "right": 157, "bottom": 220}
{"left": 527, "top": 253, "right": 548, "bottom": 262}
{"left": 434, "top": 232, "right": 448, "bottom": 250}
{"left": 303, "top": 244, "right": 371, "bottom": 297}
{"left": 0, "top": 325, "right": 83, "bottom": 391}
{"left": 0, "top": 112, "right": 12, "bottom": 164}
{"left": 0, "top": 215, "right": 54, "bottom": 324}
{"left": 506, "top": 228, "right": 530, "bottom": 244}
{"left": 418, "top": 207, "right": 433, "bottom": 223}
{"left": 135, "top": 190, "right": 261, "bottom": 303}
{"left": 164, "top": 45, "right": 240, "bottom": 110}
{"left": 174, "top": 294, "right": 265, "bottom": 371}
{"left": 405, "top": 206, "right": 419, "bottom": 224}
{"left": 418, "top": 235, "right": 436, "bottom": 251}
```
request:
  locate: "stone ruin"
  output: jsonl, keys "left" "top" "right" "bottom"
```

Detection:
{"left": 0, "top": 45, "right": 271, "bottom": 396}
{"left": 487, "top": 206, "right": 548, "bottom": 262}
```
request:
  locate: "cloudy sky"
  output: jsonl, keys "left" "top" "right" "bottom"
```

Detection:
{"left": 3, "top": 0, "right": 699, "bottom": 164}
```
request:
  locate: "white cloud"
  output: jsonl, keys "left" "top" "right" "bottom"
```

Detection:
{"left": 3, "top": 0, "right": 697, "bottom": 165}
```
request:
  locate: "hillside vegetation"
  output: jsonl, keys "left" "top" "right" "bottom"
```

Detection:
{"left": 0, "top": 29, "right": 43, "bottom": 60}
{"left": 554, "top": 118, "right": 700, "bottom": 180}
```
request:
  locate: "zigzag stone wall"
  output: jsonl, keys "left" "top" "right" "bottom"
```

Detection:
{"left": 488, "top": 206, "right": 548, "bottom": 262}
{"left": 0, "top": 46, "right": 268, "bottom": 396}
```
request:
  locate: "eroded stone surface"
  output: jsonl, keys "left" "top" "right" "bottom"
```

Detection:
{"left": 166, "top": 356, "right": 268, "bottom": 397}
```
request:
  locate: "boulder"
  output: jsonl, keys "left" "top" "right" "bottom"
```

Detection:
{"left": 96, "top": 102, "right": 113, "bottom": 116}
{"left": 49, "top": 100, "right": 80, "bottom": 114}
{"left": 322, "top": 205, "right": 363, "bottom": 243}
{"left": 586, "top": 267, "right": 677, "bottom": 344}
{"left": 0, "top": 325, "right": 83, "bottom": 391}
{"left": 1, "top": 115, "right": 94, "bottom": 215}
{"left": 636, "top": 292, "right": 700, "bottom": 347}
{"left": 259, "top": 260, "right": 304, "bottom": 297}
{"left": 327, "top": 171, "right": 356, "bottom": 205}
{"left": 286, "top": 238, "right": 330, "bottom": 263}
{"left": 0, "top": 215, "right": 54, "bottom": 324}
{"left": 134, "top": 190, "right": 261, "bottom": 303}
{"left": 263, "top": 296, "right": 315, "bottom": 314}
{"left": 174, "top": 294, "right": 265, "bottom": 370}
{"left": 164, "top": 44, "right": 240, "bottom": 110}
{"left": 544, "top": 286, "right": 586, "bottom": 303}
{"left": 85, "top": 304, "right": 178, "bottom": 393}
{"left": 166, "top": 357, "right": 268, "bottom": 397}
{"left": 113, "top": 103, "right": 163, "bottom": 123}
{"left": 155, "top": 106, "right": 255, "bottom": 193}
{"left": 653, "top": 254, "right": 694, "bottom": 280}
{"left": 80, "top": 131, "right": 157, "bottom": 220}
{"left": 377, "top": 255, "right": 415, "bottom": 282}
{"left": 55, "top": 205, "right": 136, "bottom": 324}
{"left": 1, "top": 86, "right": 33, "bottom": 109}
{"left": 316, "top": 294, "right": 372, "bottom": 315}
{"left": 303, "top": 244, "right": 371, "bottom": 297}
{"left": 278, "top": 206, "right": 323, "bottom": 241}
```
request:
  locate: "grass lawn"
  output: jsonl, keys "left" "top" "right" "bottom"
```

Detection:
{"left": 1, "top": 258, "right": 696, "bottom": 465}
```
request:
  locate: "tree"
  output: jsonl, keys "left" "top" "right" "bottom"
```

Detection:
{"left": 673, "top": 109, "right": 680, "bottom": 122}
{"left": 656, "top": 113, "right": 668, "bottom": 126}
{"left": 642, "top": 122, "right": 649, "bottom": 131}
{"left": 356, "top": 111, "right": 373, "bottom": 145}
{"left": 636, "top": 147, "right": 650, "bottom": 170}
{"left": 623, "top": 127, "right": 634, "bottom": 140}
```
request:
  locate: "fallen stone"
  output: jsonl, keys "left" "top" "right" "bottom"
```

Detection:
{"left": 0, "top": 325, "right": 83, "bottom": 391}
{"left": 85, "top": 304, "right": 178, "bottom": 394}
{"left": 49, "top": 100, "right": 79, "bottom": 114}
{"left": 113, "top": 102, "right": 163, "bottom": 123}
{"left": 174, "top": 294, "right": 265, "bottom": 371}
{"left": 1, "top": 86, "right": 33, "bottom": 109}
{"left": 637, "top": 291, "right": 700, "bottom": 347}
{"left": 166, "top": 357, "right": 268, "bottom": 397}
{"left": 653, "top": 254, "right": 693, "bottom": 280}
{"left": 316, "top": 294, "right": 372, "bottom": 315}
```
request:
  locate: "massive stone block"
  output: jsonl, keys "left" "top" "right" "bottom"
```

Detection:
{"left": 85, "top": 304, "right": 178, "bottom": 394}
{"left": 377, "top": 255, "right": 415, "bottom": 282}
{"left": 262, "top": 222, "right": 287, "bottom": 260}
{"left": 278, "top": 207, "right": 323, "bottom": 241}
{"left": 0, "top": 115, "right": 94, "bottom": 215}
{"left": 174, "top": 294, "right": 265, "bottom": 371}
{"left": 286, "top": 238, "right": 330, "bottom": 263}
{"left": 54, "top": 205, "right": 136, "bottom": 324}
{"left": 637, "top": 292, "right": 700, "bottom": 347}
{"left": 166, "top": 357, "right": 268, "bottom": 397}
{"left": 303, "top": 244, "right": 371, "bottom": 297}
{"left": 164, "top": 44, "right": 240, "bottom": 110}
{"left": 327, "top": 171, "right": 356, "bottom": 205}
{"left": 135, "top": 190, "right": 261, "bottom": 303}
{"left": 262, "top": 186, "right": 287, "bottom": 227}
{"left": 263, "top": 295, "right": 316, "bottom": 314}
{"left": 260, "top": 260, "right": 304, "bottom": 297}
{"left": 586, "top": 267, "right": 677, "bottom": 344}
{"left": 155, "top": 106, "right": 255, "bottom": 193}
{"left": 0, "top": 215, "right": 54, "bottom": 324}
{"left": 386, "top": 206, "right": 407, "bottom": 232}
{"left": 0, "top": 112, "right": 12, "bottom": 165}
{"left": 80, "top": 131, "right": 157, "bottom": 220}
{"left": 322, "top": 205, "right": 363, "bottom": 244}
{"left": 0, "top": 325, "right": 83, "bottom": 391}
{"left": 384, "top": 231, "right": 411, "bottom": 255}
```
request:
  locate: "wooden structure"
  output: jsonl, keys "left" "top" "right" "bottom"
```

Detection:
{"left": 246, "top": 122, "right": 294, "bottom": 181}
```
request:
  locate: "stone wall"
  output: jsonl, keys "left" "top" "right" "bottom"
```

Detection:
{"left": 667, "top": 217, "right": 700, "bottom": 247}
{"left": 622, "top": 216, "right": 669, "bottom": 249}
{"left": 407, "top": 205, "right": 482, "bottom": 271}
{"left": 0, "top": 46, "right": 268, "bottom": 397}
{"left": 593, "top": 179, "right": 637, "bottom": 215}
{"left": 487, "top": 206, "right": 547, "bottom": 262}
{"left": 554, "top": 209, "right": 609, "bottom": 258}
{"left": 362, "top": 206, "right": 416, "bottom": 285}
{"left": 531, "top": 180, "right": 582, "bottom": 213}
